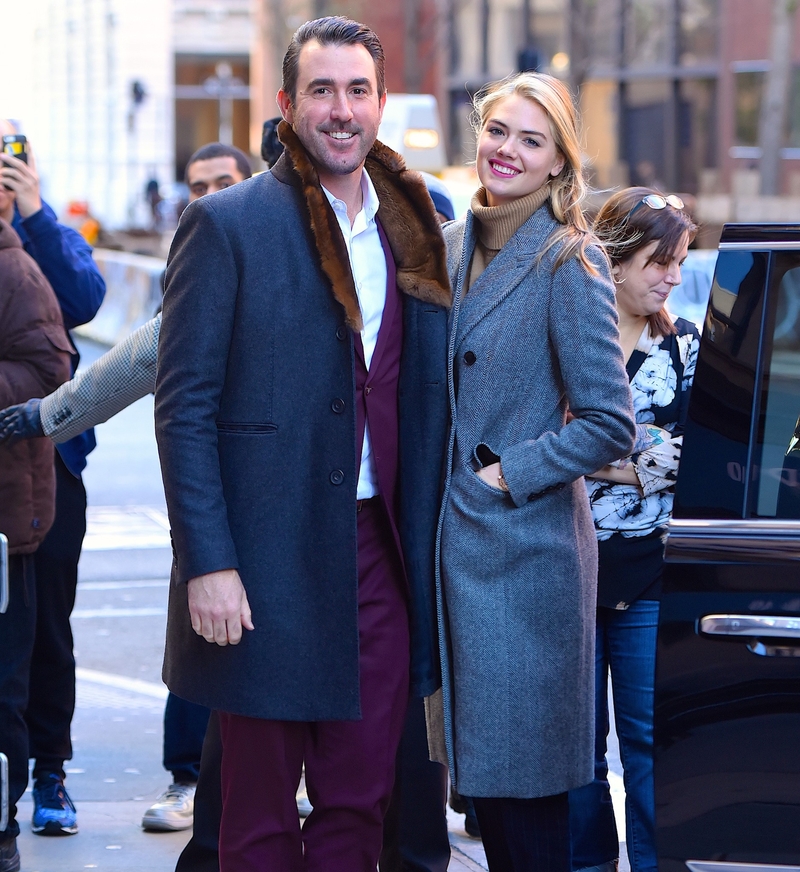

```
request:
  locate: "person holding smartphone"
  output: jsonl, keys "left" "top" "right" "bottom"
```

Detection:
{"left": 0, "top": 119, "right": 105, "bottom": 840}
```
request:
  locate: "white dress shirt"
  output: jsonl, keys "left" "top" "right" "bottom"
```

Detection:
{"left": 322, "top": 170, "right": 386, "bottom": 499}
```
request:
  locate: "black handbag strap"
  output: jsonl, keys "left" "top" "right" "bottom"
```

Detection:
{"left": 626, "top": 347, "right": 648, "bottom": 383}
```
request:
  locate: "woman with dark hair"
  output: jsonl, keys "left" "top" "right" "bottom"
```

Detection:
{"left": 569, "top": 187, "right": 700, "bottom": 872}
{"left": 431, "top": 72, "right": 635, "bottom": 871}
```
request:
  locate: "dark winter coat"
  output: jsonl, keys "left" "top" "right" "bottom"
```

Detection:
{"left": 0, "top": 219, "right": 72, "bottom": 553}
{"left": 155, "top": 123, "right": 451, "bottom": 720}
{"left": 12, "top": 201, "right": 106, "bottom": 475}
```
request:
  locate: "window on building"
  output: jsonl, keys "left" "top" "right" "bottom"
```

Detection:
{"left": 735, "top": 70, "right": 764, "bottom": 147}
{"left": 174, "top": 54, "right": 250, "bottom": 181}
{"left": 734, "top": 66, "right": 800, "bottom": 149}
{"left": 680, "top": 0, "right": 718, "bottom": 65}
{"left": 625, "top": 0, "right": 673, "bottom": 67}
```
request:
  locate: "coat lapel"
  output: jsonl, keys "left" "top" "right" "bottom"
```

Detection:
{"left": 274, "top": 121, "right": 451, "bottom": 332}
{"left": 453, "top": 208, "right": 554, "bottom": 350}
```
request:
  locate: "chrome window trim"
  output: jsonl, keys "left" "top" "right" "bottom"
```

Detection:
{"left": 687, "top": 862, "right": 800, "bottom": 872}
{"left": 666, "top": 518, "right": 800, "bottom": 563}
{"left": 0, "top": 533, "right": 7, "bottom": 614}
{"left": 719, "top": 241, "right": 800, "bottom": 251}
{"left": 0, "top": 753, "right": 7, "bottom": 834}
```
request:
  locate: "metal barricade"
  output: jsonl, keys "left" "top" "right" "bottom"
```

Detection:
{"left": 1, "top": 534, "right": 9, "bottom": 830}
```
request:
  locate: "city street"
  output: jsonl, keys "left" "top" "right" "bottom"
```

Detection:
{"left": 14, "top": 339, "right": 628, "bottom": 872}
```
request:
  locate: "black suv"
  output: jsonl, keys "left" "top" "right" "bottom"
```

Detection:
{"left": 656, "top": 225, "right": 800, "bottom": 870}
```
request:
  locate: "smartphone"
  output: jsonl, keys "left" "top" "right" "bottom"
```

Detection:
{"left": 1, "top": 134, "right": 28, "bottom": 164}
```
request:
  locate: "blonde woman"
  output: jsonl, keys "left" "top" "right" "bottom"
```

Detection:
{"left": 432, "top": 73, "right": 635, "bottom": 870}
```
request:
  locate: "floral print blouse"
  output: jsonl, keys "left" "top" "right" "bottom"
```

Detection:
{"left": 587, "top": 315, "right": 700, "bottom": 540}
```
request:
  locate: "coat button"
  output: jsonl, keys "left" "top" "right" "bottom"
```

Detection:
{"left": 331, "top": 398, "right": 346, "bottom": 413}
{"left": 464, "top": 350, "right": 477, "bottom": 365}
{"left": 336, "top": 325, "right": 348, "bottom": 341}
{"left": 330, "top": 469, "right": 345, "bottom": 485}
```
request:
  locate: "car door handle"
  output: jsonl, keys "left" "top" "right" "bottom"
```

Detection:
{"left": 0, "top": 533, "right": 7, "bottom": 615}
{"left": 700, "top": 614, "right": 800, "bottom": 657}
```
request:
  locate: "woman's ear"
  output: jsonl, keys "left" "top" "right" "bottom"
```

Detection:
{"left": 550, "top": 153, "right": 566, "bottom": 178}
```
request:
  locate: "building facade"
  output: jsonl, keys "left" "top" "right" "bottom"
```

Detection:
{"left": 23, "top": 0, "right": 252, "bottom": 230}
{"left": 18, "top": 0, "right": 800, "bottom": 230}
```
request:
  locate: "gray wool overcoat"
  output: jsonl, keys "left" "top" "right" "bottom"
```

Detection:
{"left": 435, "top": 203, "right": 635, "bottom": 798}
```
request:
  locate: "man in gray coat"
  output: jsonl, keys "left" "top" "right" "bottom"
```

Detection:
{"left": 154, "top": 16, "right": 450, "bottom": 872}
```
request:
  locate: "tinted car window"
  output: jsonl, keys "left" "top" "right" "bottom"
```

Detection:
{"left": 752, "top": 255, "right": 800, "bottom": 518}
{"left": 674, "top": 250, "right": 768, "bottom": 518}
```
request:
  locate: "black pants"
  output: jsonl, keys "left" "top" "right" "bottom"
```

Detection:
{"left": 380, "top": 695, "right": 450, "bottom": 872}
{"left": 27, "top": 454, "right": 86, "bottom": 780}
{"left": 174, "top": 712, "right": 222, "bottom": 872}
{"left": 0, "top": 555, "right": 37, "bottom": 840}
{"left": 175, "top": 698, "right": 451, "bottom": 872}
{"left": 472, "top": 793, "right": 571, "bottom": 872}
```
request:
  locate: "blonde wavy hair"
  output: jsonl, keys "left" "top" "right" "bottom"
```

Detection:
{"left": 472, "top": 72, "right": 599, "bottom": 274}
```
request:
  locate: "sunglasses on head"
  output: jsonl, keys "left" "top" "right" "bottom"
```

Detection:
{"left": 627, "top": 193, "right": 684, "bottom": 220}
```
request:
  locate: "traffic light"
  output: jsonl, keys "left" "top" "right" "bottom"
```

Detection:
{"left": 131, "top": 81, "right": 147, "bottom": 105}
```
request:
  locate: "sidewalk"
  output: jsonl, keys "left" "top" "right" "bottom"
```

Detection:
{"left": 12, "top": 505, "right": 630, "bottom": 872}
{"left": 16, "top": 803, "right": 489, "bottom": 872}
{"left": 13, "top": 512, "right": 630, "bottom": 872}
{"left": 12, "top": 513, "right": 490, "bottom": 872}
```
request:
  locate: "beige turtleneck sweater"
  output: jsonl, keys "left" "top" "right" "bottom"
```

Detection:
{"left": 467, "top": 183, "right": 551, "bottom": 292}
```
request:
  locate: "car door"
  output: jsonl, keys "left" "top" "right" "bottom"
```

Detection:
{"left": 656, "top": 230, "right": 800, "bottom": 872}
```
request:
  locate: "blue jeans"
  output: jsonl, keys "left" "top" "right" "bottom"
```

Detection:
{"left": 163, "top": 692, "right": 210, "bottom": 783}
{"left": 569, "top": 600, "right": 659, "bottom": 872}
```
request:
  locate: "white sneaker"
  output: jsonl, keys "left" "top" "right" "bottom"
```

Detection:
{"left": 141, "top": 782, "right": 196, "bottom": 831}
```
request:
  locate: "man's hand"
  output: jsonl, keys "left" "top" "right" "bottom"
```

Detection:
{"left": 0, "top": 398, "right": 44, "bottom": 446}
{"left": 187, "top": 568, "right": 254, "bottom": 646}
{"left": 0, "top": 149, "right": 42, "bottom": 218}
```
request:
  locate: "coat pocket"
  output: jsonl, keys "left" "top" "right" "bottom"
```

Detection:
{"left": 216, "top": 421, "right": 278, "bottom": 434}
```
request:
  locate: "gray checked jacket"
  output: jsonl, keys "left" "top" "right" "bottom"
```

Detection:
{"left": 41, "top": 315, "right": 160, "bottom": 444}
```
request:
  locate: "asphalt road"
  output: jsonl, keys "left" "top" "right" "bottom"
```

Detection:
{"left": 14, "top": 338, "right": 628, "bottom": 872}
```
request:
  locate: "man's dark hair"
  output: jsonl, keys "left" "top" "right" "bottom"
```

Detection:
{"left": 185, "top": 143, "right": 252, "bottom": 180}
{"left": 282, "top": 16, "right": 385, "bottom": 103}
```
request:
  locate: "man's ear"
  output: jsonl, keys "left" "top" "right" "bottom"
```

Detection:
{"left": 276, "top": 90, "right": 294, "bottom": 124}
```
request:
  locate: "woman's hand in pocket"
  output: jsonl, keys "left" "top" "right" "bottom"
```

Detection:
{"left": 476, "top": 461, "right": 505, "bottom": 491}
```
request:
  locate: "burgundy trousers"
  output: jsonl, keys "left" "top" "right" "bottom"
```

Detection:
{"left": 217, "top": 499, "right": 410, "bottom": 872}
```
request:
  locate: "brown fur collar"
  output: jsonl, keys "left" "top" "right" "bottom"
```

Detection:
{"left": 275, "top": 120, "right": 451, "bottom": 330}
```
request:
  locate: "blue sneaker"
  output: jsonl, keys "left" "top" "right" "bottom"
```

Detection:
{"left": 31, "top": 774, "right": 78, "bottom": 835}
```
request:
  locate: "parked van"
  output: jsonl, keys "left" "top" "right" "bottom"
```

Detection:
{"left": 378, "top": 93, "right": 447, "bottom": 173}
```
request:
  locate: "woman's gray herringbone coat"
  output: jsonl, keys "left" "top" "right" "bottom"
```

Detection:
{"left": 434, "top": 203, "right": 635, "bottom": 798}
